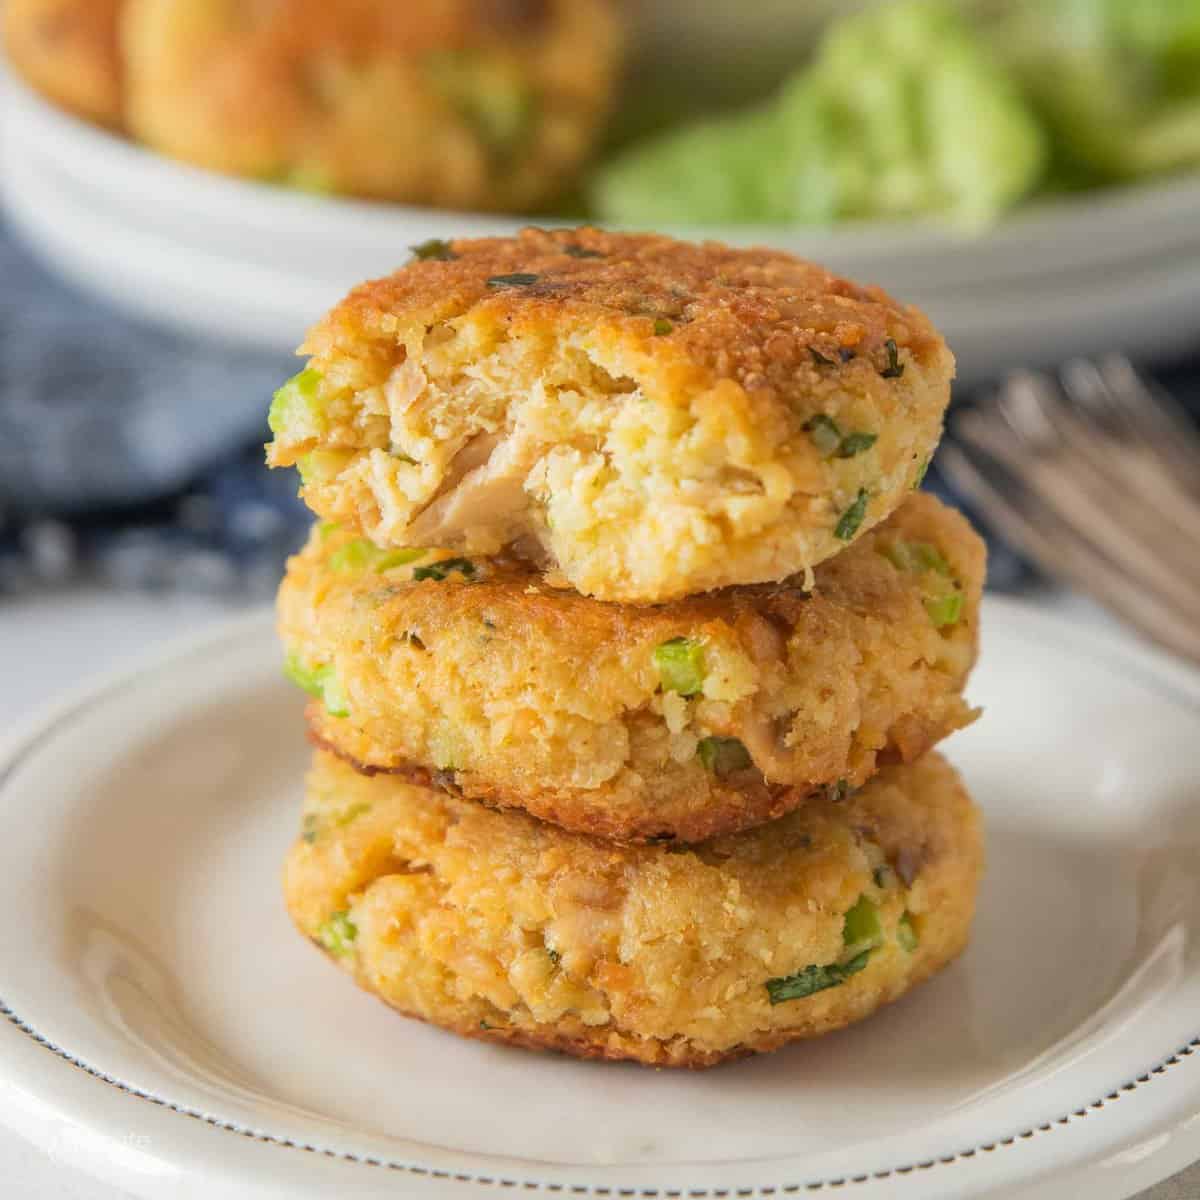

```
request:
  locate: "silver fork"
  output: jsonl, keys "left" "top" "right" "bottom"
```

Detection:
{"left": 940, "top": 354, "right": 1200, "bottom": 665}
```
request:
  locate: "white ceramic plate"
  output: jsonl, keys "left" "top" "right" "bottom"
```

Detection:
{"left": 0, "top": 598, "right": 1199, "bottom": 1200}
{"left": 5, "top": 66, "right": 1200, "bottom": 384}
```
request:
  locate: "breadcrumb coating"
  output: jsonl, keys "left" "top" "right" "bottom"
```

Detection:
{"left": 280, "top": 492, "right": 984, "bottom": 842}
{"left": 267, "top": 227, "right": 953, "bottom": 602}
{"left": 284, "top": 751, "right": 983, "bottom": 1067}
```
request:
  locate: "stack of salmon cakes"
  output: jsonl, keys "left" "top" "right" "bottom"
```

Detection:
{"left": 268, "top": 228, "right": 986, "bottom": 1068}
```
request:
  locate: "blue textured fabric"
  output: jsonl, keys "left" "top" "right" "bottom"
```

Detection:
{"left": 0, "top": 216, "right": 1197, "bottom": 599}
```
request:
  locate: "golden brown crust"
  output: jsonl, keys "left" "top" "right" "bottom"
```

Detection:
{"left": 307, "top": 725, "right": 833, "bottom": 844}
{"left": 121, "top": 0, "right": 621, "bottom": 207}
{"left": 284, "top": 751, "right": 984, "bottom": 1067}
{"left": 282, "top": 492, "right": 985, "bottom": 842}
{"left": 324, "top": 226, "right": 946, "bottom": 379}
{"left": 269, "top": 228, "right": 953, "bottom": 601}
{"left": 4, "top": 0, "right": 123, "bottom": 127}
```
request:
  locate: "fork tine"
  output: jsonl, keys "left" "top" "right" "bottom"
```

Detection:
{"left": 1066, "top": 355, "right": 1200, "bottom": 497}
{"left": 939, "top": 443, "right": 1200, "bottom": 666}
{"left": 955, "top": 399, "right": 1200, "bottom": 615}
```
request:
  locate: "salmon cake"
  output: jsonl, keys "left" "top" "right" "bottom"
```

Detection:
{"left": 266, "top": 228, "right": 954, "bottom": 602}
{"left": 284, "top": 750, "right": 983, "bottom": 1068}
{"left": 4, "top": 0, "right": 124, "bottom": 128}
{"left": 279, "top": 492, "right": 984, "bottom": 843}
{"left": 121, "top": 0, "right": 621, "bottom": 208}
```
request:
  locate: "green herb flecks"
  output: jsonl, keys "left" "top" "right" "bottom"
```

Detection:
{"left": 697, "top": 736, "right": 752, "bottom": 777}
{"left": 803, "top": 415, "right": 877, "bottom": 459}
{"left": 880, "top": 539, "right": 950, "bottom": 575}
{"left": 410, "top": 238, "right": 457, "bottom": 261}
{"left": 804, "top": 414, "right": 843, "bottom": 457}
{"left": 924, "top": 591, "right": 964, "bottom": 628}
{"left": 842, "top": 894, "right": 884, "bottom": 961}
{"left": 880, "top": 338, "right": 905, "bottom": 379}
{"left": 334, "top": 802, "right": 371, "bottom": 828}
{"left": 283, "top": 653, "right": 350, "bottom": 718}
{"left": 765, "top": 893, "right": 882, "bottom": 1004}
{"left": 413, "top": 557, "right": 477, "bottom": 582}
{"left": 898, "top": 912, "right": 920, "bottom": 953}
{"left": 653, "top": 317, "right": 674, "bottom": 336}
{"left": 329, "top": 539, "right": 426, "bottom": 574}
{"left": 487, "top": 273, "right": 540, "bottom": 288}
{"left": 268, "top": 367, "right": 325, "bottom": 438}
{"left": 297, "top": 448, "right": 352, "bottom": 487}
{"left": 766, "top": 951, "right": 870, "bottom": 1004}
{"left": 317, "top": 911, "right": 358, "bottom": 957}
{"left": 654, "top": 637, "right": 705, "bottom": 696}
{"left": 912, "top": 456, "right": 930, "bottom": 489}
{"left": 836, "top": 431, "right": 878, "bottom": 458}
{"left": 317, "top": 521, "right": 342, "bottom": 541}
{"left": 546, "top": 946, "right": 562, "bottom": 965}
{"left": 835, "top": 489, "right": 869, "bottom": 540}
{"left": 826, "top": 778, "right": 850, "bottom": 803}
{"left": 880, "top": 540, "right": 963, "bottom": 628}
{"left": 301, "top": 813, "right": 319, "bottom": 845}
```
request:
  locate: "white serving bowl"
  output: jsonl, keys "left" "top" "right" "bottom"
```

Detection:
{"left": 4, "top": 66, "right": 1200, "bottom": 383}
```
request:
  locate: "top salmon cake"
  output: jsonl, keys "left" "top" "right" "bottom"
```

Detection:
{"left": 267, "top": 228, "right": 953, "bottom": 603}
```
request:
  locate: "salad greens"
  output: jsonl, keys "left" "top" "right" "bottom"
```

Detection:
{"left": 595, "top": 0, "right": 1200, "bottom": 229}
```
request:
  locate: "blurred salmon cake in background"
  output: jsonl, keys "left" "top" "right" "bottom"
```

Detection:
{"left": 3, "top": 0, "right": 124, "bottom": 128}
{"left": 281, "top": 493, "right": 984, "bottom": 843}
{"left": 266, "top": 228, "right": 954, "bottom": 603}
{"left": 118, "top": 0, "right": 623, "bottom": 207}
{"left": 284, "top": 750, "right": 984, "bottom": 1068}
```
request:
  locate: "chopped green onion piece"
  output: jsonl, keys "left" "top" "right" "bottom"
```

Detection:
{"left": 329, "top": 539, "right": 425, "bottom": 574}
{"left": 376, "top": 547, "right": 426, "bottom": 571}
{"left": 924, "top": 591, "right": 964, "bottom": 628}
{"left": 317, "top": 911, "right": 357, "bottom": 956}
{"left": 297, "top": 449, "right": 352, "bottom": 486}
{"left": 765, "top": 950, "right": 870, "bottom": 1004}
{"left": 834, "top": 489, "right": 869, "bottom": 540}
{"left": 880, "top": 338, "right": 905, "bottom": 379}
{"left": 486, "top": 273, "right": 540, "bottom": 288}
{"left": 898, "top": 912, "right": 919, "bottom": 953}
{"left": 804, "top": 413, "right": 843, "bottom": 457}
{"left": 912, "top": 457, "right": 930, "bottom": 489}
{"left": 842, "top": 894, "right": 884, "bottom": 960}
{"left": 268, "top": 368, "right": 324, "bottom": 437}
{"left": 334, "top": 802, "right": 371, "bottom": 827}
{"left": 328, "top": 539, "right": 378, "bottom": 573}
{"left": 697, "top": 736, "right": 752, "bottom": 776}
{"left": 654, "top": 637, "right": 706, "bottom": 696}
{"left": 653, "top": 317, "right": 674, "bottom": 336}
{"left": 410, "top": 238, "right": 456, "bottom": 261}
{"left": 413, "top": 557, "right": 476, "bottom": 582}
{"left": 283, "top": 653, "right": 350, "bottom": 718}
{"left": 880, "top": 539, "right": 950, "bottom": 576}
{"left": 836, "top": 431, "right": 878, "bottom": 458}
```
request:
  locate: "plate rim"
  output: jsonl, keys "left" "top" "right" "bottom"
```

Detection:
{"left": 1, "top": 597, "right": 1200, "bottom": 1200}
